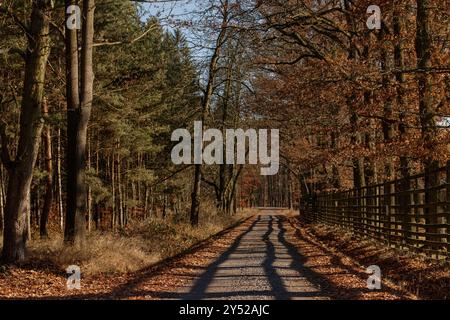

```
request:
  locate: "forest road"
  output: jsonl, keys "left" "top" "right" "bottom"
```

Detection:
{"left": 0, "top": 209, "right": 410, "bottom": 299}
{"left": 177, "top": 212, "right": 329, "bottom": 300}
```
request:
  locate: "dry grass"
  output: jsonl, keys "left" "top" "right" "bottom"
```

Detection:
{"left": 25, "top": 233, "right": 159, "bottom": 276}
{"left": 10, "top": 211, "right": 249, "bottom": 276}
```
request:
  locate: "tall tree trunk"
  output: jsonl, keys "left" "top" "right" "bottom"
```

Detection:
{"left": 416, "top": 0, "right": 437, "bottom": 166}
{"left": 27, "top": 192, "right": 32, "bottom": 242}
{"left": 190, "top": 164, "right": 202, "bottom": 226}
{"left": 117, "top": 152, "right": 124, "bottom": 228}
{"left": 65, "top": 0, "right": 81, "bottom": 242}
{"left": 287, "top": 170, "right": 293, "bottom": 210}
{"left": 111, "top": 153, "right": 116, "bottom": 229}
{"left": 330, "top": 132, "right": 341, "bottom": 189}
{"left": 377, "top": 25, "right": 396, "bottom": 181}
{"left": 0, "top": 165, "right": 4, "bottom": 233}
{"left": 350, "top": 107, "right": 366, "bottom": 189}
{"left": 65, "top": 0, "right": 95, "bottom": 244}
{"left": 190, "top": 1, "right": 228, "bottom": 226}
{"left": 343, "top": 0, "right": 365, "bottom": 190}
{"left": 218, "top": 55, "right": 233, "bottom": 212}
{"left": 416, "top": 0, "right": 439, "bottom": 245}
{"left": 227, "top": 165, "right": 243, "bottom": 215}
{"left": 393, "top": 5, "right": 410, "bottom": 178}
{"left": 40, "top": 98, "right": 53, "bottom": 239}
{"left": 87, "top": 135, "right": 92, "bottom": 232}
{"left": 1, "top": 0, "right": 52, "bottom": 262}
{"left": 144, "top": 184, "right": 149, "bottom": 216}
{"left": 57, "top": 127, "right": 64, "bottom": 231}
{"left": 393, "top": 5, "right": 413, "bottom": 243}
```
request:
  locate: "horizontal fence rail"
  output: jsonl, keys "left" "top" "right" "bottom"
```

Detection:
{"left": 301, "top": 162, "right": 450, "bottom": 259}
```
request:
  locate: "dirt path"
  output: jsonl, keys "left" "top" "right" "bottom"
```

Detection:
{"left": 178, "top": 214, "right": 327, "bottom": 300}
{"left": 0, "top": 210, "right": 413, "bottom": 300}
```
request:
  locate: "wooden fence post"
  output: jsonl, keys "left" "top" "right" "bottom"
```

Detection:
{"left": 384, "top": 181, "right": 392, "bottom": 246}
{"left": 399, "top": 172, "right": 412, "bottom": 248}
{"left": 375, "top": 184, "right": 381, "bottom": 241}
{"left": 425, "top": 163, "right": 439, "bottom": 254}
{"left": 446, "top": 161, "right": 450, "bottom": 254}
{"left": 310, "top": 164, "right": 448, "bottom": 258}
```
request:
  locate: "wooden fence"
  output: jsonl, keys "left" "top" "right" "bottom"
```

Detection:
{"left": 302, "top": 162, "right": 450, "bottom": 259}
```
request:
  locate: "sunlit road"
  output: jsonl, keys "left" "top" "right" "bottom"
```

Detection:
{"left": 179, "top": 212, "right": 328, "bottom": 300}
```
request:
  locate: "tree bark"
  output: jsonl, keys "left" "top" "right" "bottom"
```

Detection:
{"left": 343, "top": 0, "right": 365, "bottom": 190}
{"left": 65, "top": 0, "right": 95, "bottom": 245}
{"left": 416, "top": 0, "right": 439, "bottom": 245}
{"left": 87, "top": 135, "right": 92, "bottom": 232}
{"left": 1, "top": 0, "right": 52, "bottom": 262}
{"left": 40, "top": 98, "right": 53, "bottom": 239}
{"left": 57, "top": 127, "right": 64, "bottom": 231}
{"left": 393, "top": 7, "right": 410, "bottom": 179}
{"left": 190, "top": 164, "right": 202, "bottom": 226}
{"left": 111, "top": 153, "right": 116, "bottom": 229}
{"left": 394, "top": 4, "right": 412, "bottom": 243}
{"left": 416, "top": 0, "right": 437, "bottom": 166}
{"left": 190, "top": 0, "right": 229, "bottom": 226}
{"left": 117, "top": 150, "right": 124, "bottom": 228}
{"left": 0, "top": 165, "right": 4, "bottom": 232}
{"left": 379, "top": 26, "right": 396, "bottom": 180}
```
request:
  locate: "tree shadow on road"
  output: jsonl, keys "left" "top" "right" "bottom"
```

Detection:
{"left": 181, "top": 215, "right": 331, "bottom": 300}
{"left": 26, "top": 214, "right": 409, "bottom": 300}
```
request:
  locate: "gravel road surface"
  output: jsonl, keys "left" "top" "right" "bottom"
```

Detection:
{"left": 179, "top": 213, "right": 328, "bottom": 300}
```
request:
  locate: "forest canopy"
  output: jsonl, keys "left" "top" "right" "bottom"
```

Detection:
{"left": 0, "top": 0, "right": 448, "bottom": 265}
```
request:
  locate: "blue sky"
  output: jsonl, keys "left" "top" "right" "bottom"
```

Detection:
{"left": 139, "top": 0, "right": 213, "bottom": 61}
{"left": 139, "top": 0, "right": 198, "bottom": 28}
{"left": 139, "top": 1, "right": 200, "bottom": 46}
